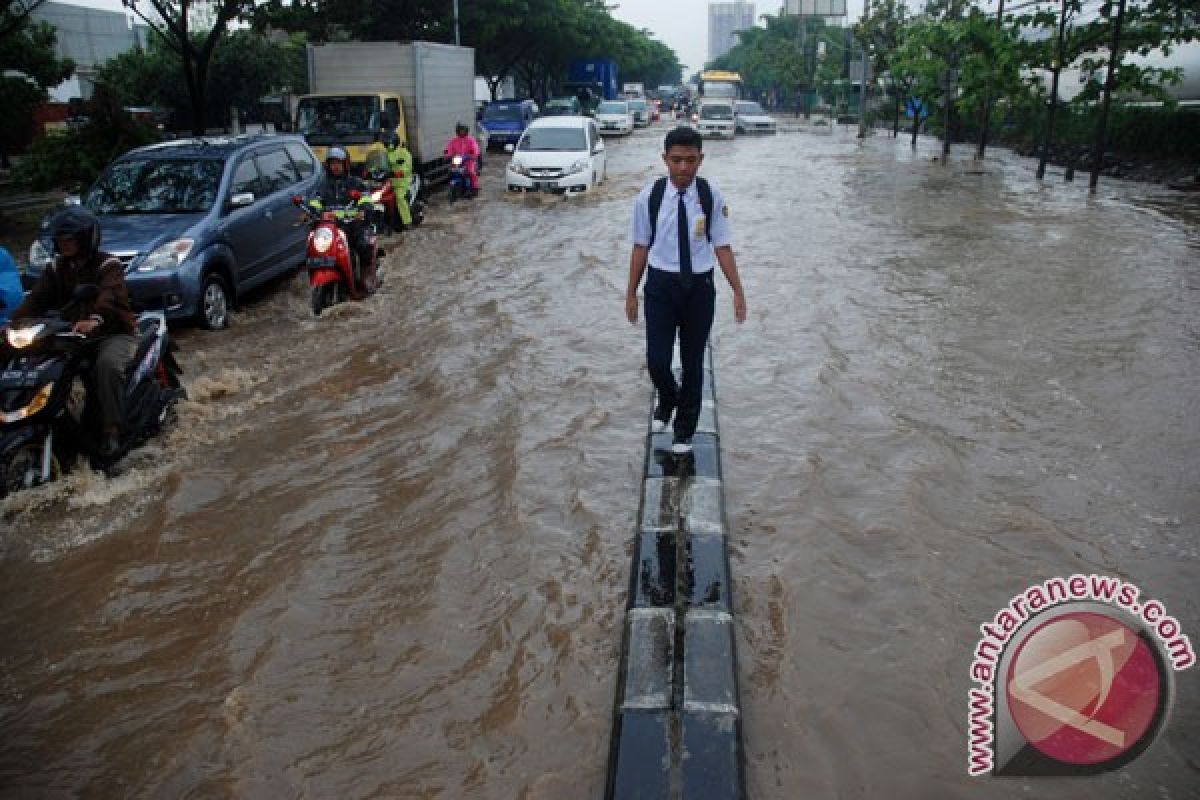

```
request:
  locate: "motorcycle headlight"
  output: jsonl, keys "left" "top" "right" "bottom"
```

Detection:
{"left": 6, "top": 323, "right": 44, "bottom": 349}
{"left": 312, "top": 227, "right": 335, "bottom": 253}
{"left": 136, "top": 238, "right": 194, "bottom": 272}
{"left": 452, "top": 155, "right": 463, "bottom": 166}
{"left": 370, "top": 189, "right": 384, "bottom": 203}
{"left": 565, "top": 158, "right": 589, "bottom": 176}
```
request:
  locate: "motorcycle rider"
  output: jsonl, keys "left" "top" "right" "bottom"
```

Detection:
{"left": 7, "top": 208, "right": 137, "bottom": 459}
{"left": 384, "top": 132, "right": 414, "bottom": 230}
{"left": 312, "top": 146, "right": 375, "bottom": 295}
{"left": 443, "top": 122, "right": 480, "bottom": 196}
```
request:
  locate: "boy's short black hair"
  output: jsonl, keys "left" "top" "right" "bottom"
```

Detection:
{"left": 664, "top": 126, "right": 703, "bottom": 152}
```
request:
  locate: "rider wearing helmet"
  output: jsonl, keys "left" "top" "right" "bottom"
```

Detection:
{"left": 10, "top": 207, "right": 137, "bottom": 459}
{"left": 384, "top": 131, "right": 414, "bottom": 230}
{"left": 444, "top": 122, "right": 481, "bottom": 194}
{"left": 313, "top": 146, "right": 374, "bottom": 293}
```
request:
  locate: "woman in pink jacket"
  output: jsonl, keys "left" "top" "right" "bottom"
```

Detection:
{"left": 443, "top": 122, "right": 481, "bottom": 193}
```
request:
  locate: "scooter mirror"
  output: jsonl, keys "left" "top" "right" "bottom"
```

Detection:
{"left": 292, "top": 194, "right": 304, "bottom": 206}
{"left": 350, "top": 190, "right": 362, "bottom": 201}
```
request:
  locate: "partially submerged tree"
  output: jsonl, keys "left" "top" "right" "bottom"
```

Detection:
{"left": 121, "top": 0, "right": 251, "bottom": 134}
{"left": 0, "top": 13, "right": 73, "bottom": 167}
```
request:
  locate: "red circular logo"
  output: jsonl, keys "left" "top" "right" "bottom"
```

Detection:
{"left": 1005, "top": 612, "right": 1163, "bottom": 766}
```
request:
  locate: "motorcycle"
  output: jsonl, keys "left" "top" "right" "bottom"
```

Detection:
{"left": 447, "top": 154, "right": 477, "bottom": 202}
{"left": 0, "top": 286, "right": 185, "bottom": 496}
{"left": 365, "top": 168, "right": 399, "bottom": 235}
{"left": 293, "top": 193, "right": 384, "bottom": 316}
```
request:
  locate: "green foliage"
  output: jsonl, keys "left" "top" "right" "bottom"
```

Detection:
{"left": 709, "top": 12, "right": 847, "bottom": 105}
{"left": 12, "top": 84, "right": 161, "bottom": 191}
{"left": 96, "top": 29, "right": 307, "bottom": 129}
{"left": 0, "top": 17, "right": 74, "bottom": 160}
{"left": 249, "top": 0, "right": 681, "bottom": 100}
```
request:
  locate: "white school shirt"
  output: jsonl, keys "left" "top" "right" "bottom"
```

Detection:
{"left": 630, "top": 177, "right": 732, "bottom": 273}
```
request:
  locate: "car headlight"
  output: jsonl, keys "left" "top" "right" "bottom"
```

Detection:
{"left": 136, "top": 238, "right": 194, "bottom": 272}
{"left": 6, "top": 323, "right": 44, "bottom": 349}
{"left": 565, "top": 158, "right": 589, "bottom": 176}
{"left": 28, "top": 240, "right": 50, "bottom": 271}
{"left": 312, "top": 227, "right": 335, "bottom": 253}
{"left": 509, "top": 160, "right": 530, "bottom": 177}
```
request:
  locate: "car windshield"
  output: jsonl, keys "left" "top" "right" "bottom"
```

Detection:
{"left": 597, "top": 102, "right": 628, "bottom": 114}
{"left": 545, "top": 99, "right": 576, "bottom": 111}
{"left": 629, "top": 100, "right": 647, "bottom": 111}
{"left": 85, "top": 158, "right": 224, "bottom": 214}
{"left": 484, "top": 104, "right": 523, "bottom": 121}
{"left": 736, "top": 102, "right": 765, "bottom": 115}
{"left": 518, "top": 127, "right": 587, "bottom": 152}
{"left": 295, "top": 96, "right": 380, "bottom": 136}
{"left": 701, "top": 105, "right": 734, "bottom": 120}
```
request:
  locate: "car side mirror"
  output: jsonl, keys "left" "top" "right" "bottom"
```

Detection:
{"left": 230, "top": 192, "right": 255, "bottom": 208}
{"left": 504, "top": 144, "right": 515, "bottom": 153}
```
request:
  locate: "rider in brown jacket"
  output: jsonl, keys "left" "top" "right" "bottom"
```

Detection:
{"left": 10, "top": 208, "right": 137, "bottom": 458}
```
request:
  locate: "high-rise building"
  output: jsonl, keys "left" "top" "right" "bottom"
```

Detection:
{"left": 708, "top": 2, "right": 756, "bottom": 63}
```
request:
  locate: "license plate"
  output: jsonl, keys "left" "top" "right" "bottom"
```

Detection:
{"left": 0, "top": 369, "right": 36, "bottom": 388}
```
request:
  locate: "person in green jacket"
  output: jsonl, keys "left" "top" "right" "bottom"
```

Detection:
{"left": 384, "top": 132, "right": 413, "bottom": 230}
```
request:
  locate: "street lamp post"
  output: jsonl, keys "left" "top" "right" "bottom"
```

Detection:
{"left": 454, "top": 0, "right": 460, "bottom": 45}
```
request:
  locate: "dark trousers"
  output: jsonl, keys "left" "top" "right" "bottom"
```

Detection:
{"left": 93, "top": 334, "right": 137, "bottom": 430}
{"left": 644, "top": 267, "right": 715, "bottom": 439}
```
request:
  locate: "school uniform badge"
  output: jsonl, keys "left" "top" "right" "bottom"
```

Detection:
{"left": 722, "top": 204, "right": 730, "bottom": 217}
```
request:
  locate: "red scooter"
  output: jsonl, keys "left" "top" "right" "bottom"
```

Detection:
{"left": 292, "top": 193, "right": 383, "bottom": 316}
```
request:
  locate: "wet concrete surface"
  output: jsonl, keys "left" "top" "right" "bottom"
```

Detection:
{"left": 1, "top": 124, "right": 1198, "bottom": 798}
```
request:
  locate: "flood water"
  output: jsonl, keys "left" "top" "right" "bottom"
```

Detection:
{"left": 2, "top": 126, "right": 1197, "bottom": 799}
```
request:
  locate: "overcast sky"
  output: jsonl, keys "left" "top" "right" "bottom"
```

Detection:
{"left": 611, "top": 0, "right": 869, "bottom": 79}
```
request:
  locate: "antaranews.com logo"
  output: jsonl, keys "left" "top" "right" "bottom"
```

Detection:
{"left": 968, "top": 574, "right": 1195, "bottom": 776}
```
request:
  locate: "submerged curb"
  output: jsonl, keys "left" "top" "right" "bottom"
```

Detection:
{"left": 606, "top": 349, "right": 745, "bottom": 799}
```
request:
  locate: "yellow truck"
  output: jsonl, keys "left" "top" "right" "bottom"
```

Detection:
{"left": 295, "top": 41, "right": 481, "bottom": 186}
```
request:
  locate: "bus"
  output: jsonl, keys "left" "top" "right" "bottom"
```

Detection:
{"left": 699, "top": 70, "right": 743, "bottom": 100}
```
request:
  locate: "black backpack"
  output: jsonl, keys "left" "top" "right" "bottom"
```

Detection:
{"left": 647, "top": 176, "right": 714, "bottom": 246}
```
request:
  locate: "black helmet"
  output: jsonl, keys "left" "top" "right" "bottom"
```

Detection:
{"left": 50, "top": 206, "right": 101, "bottom": 259}
{"left": 455, "top": 122, "right": 469, "bottom": 135}
{"left": 382, "top": 131, "right": 398, "bottom": 148}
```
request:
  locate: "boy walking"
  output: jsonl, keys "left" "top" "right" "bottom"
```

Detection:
{"left": 626, "top": 126, "right": 747, "bottom": 454}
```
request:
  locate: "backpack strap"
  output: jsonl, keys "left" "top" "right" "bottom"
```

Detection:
{"left": 646, "top": 176, "right": 668, "bottom": 247}
{"left": 648, "top": 176, "right": 715, "bottom": 246}
{"left": 696, "top": 177, "right": 713, "bottom": 242}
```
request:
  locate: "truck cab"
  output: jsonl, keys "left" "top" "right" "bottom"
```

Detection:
{"left": 294, "top": 92, "right": 407, "bottom": 167}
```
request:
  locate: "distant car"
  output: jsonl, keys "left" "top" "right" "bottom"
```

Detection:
{"left": 696, "top": 101, "right": 736, "bottom": 139}
{"left": 506, "top": 116, "right": 606, "bottom": 195}
{"left": 480, "top": 99, "right": 539, "bottom": 150}
{"left": 543, "top": 96, "right": 583, "bottom": 116}
{"left": 628, "top": 98, "right": 650, "bottom": 127}
{"left": 734, "top": 101, "right": 778, "bottom": 134}
{"left": 595, "top": 100, "right": 634, "bottom": 135}
{"left": 25, "top": 134, "right": 322, "bottom": 329}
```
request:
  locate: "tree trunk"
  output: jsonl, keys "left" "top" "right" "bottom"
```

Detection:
{"left": 893, "top": 95, "right": 901, "bottom": 137}
{"left": 911, "top": 108, "right": 920, "bottom": 148}
{"left": 1090, "top": 0, "right": 1126, "bottom": 191}
{"left": 975, "top": 0, "right": 1007, "bottom": 160}
{"left": 1037, "top": 0, "right": 1069, "bottom": 180}
{"left": 941, "top": 84, "right": 953, "bottom": 161}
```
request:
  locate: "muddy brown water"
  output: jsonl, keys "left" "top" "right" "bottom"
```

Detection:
{"left": 1, "top": 128, "right": 1197, "bottom": 799}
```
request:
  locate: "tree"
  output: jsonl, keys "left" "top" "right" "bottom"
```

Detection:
{"left": 121, "top": 0, "right": 251, "bottom": 134}
{"left": 0, "top": 14, "right": 73, "bottom": 167}
{"left": 0, "top": 0, "right": 43, "bottom": 43}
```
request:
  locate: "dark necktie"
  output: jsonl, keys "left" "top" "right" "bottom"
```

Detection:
{"left": 677, "top": 190, "right": 692, "bottom": 289}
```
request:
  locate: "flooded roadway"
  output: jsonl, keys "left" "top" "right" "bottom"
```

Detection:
{"left": 1, "top": 126, "right": 1198, "bottom": 799}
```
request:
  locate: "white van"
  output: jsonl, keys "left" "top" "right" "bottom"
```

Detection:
{"left": 505, "top": 116, "right": 608, "bottom": 194}
{"left": 696, "top": 101, "right": 736, "bottom": 139}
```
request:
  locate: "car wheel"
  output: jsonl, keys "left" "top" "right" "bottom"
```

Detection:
{"left": 198, "top": 272, "right": 230, "bottom": 330}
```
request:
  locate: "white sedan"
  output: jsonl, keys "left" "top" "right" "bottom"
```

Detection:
{"left": 594, "top": 100, "right": 634, "bottom": 135}
{"left": 734, "top": 101, "right": 778, "bottom": 134}
{"left": 506, "top": 116, "right": 607, "bottom": 194}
